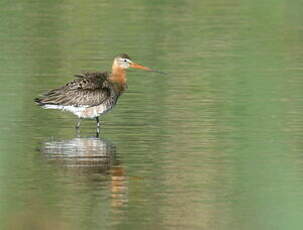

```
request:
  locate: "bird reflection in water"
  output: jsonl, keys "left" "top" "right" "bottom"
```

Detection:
{"left": 41, "top": 135, "right": 128, "bottom": 207}
{"left": 42, "top": 136, "right": 115, "bottom": 171}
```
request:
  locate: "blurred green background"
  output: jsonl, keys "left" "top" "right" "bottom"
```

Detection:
{"left": 1, "top": 0, "right": 303, "bottom": 229}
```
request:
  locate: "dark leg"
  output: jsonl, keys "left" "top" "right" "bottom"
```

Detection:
{"left": 75, "top": 118, "right": 81, "bottom": 129}
{"left": 96, "top": 117, "right": 100, "bottom": 137}
{"left": 96, "top": 117, "right": 100, "bottom": 127}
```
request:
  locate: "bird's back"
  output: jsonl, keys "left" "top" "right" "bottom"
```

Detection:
{"left": 35, "top": 71, "right": 123, "bottom": 118}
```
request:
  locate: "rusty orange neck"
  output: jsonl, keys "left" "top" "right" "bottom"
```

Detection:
{"left": 110, "top": 65, "right": 127, "bottom": 85}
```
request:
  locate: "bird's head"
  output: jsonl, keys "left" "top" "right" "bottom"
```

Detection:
{"left": 113, "top": 54, "right": 152, "bottom": 71}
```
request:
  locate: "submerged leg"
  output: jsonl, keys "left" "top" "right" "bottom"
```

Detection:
{"left": 75, "top": 118, "right": 81, "bottom": 129}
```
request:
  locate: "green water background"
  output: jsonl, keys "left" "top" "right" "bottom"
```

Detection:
{"left": 1, "top": 1, "right": 303, "bottom": 229}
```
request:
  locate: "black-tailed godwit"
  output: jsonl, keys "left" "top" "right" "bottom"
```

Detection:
{"left": 35, "top": 54, "right": 162, "bottom": 130}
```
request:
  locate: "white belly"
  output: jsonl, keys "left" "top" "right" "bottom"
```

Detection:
{"left": 43, "top": 103, "right": 114, "bottom": 119}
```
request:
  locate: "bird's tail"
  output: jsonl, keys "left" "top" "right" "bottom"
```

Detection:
{"left": 34, "top": 97, "right": 44, "bottom": 106}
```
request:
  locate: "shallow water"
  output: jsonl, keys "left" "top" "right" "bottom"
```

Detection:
{"left": 1, "top": 1, "right": 303, "bottom": 230}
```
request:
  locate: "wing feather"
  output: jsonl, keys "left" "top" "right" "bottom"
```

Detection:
{"left": 35, "top": 72, "right": 112, "bottom": 107}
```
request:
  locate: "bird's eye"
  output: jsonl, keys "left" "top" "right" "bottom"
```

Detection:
{"left": 124, "top": 59, "right": 127, "bottom": 62}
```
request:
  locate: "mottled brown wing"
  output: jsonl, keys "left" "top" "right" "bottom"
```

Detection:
{"left": 36, "top": 72, "right": 112, "bottom": 107}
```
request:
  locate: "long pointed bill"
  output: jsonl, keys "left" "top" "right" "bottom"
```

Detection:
{"left": 130, "top": 63, "right": 152, "bottom": 71}
{"left": 130, "top": 62, "right": 166, "bottom": 75}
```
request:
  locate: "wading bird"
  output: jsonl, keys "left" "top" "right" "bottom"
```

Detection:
{"left": 35, "top": 54, "right": 162, "bottom": 131}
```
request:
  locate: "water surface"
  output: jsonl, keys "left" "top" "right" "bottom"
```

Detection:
{"left": 1, "top": 1, "right": 303, "bottom": 230}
